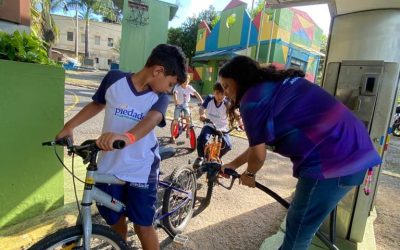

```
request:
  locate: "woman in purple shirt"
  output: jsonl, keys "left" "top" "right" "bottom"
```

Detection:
{"left": 219, "top": 56, "right": 381, "bottom": 250}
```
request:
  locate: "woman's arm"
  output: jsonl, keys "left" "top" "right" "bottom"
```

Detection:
{"left": 240, "top": 143, "right": 267, "bottom": 188}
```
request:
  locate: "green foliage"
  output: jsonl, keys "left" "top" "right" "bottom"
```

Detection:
{"left": 0, "top": 31, "right": 59, "bottom": 65}
{"left": 167, "top": 5, "right": 218, "bottom": 64}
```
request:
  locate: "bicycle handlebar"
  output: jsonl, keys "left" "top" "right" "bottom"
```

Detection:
{"left": 42, "top": 137, "right": 126, "bottom": 152}
{"left": 202, "top": 118, "right": 241, "bottom": 135}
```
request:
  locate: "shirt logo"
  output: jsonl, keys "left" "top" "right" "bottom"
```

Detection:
{"left": 115, "top": 104, "right": 144, "bottom": 121}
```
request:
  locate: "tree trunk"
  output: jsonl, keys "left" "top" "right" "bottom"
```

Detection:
{"left": 85, "top": 18, "right": 90, "bottom": 58}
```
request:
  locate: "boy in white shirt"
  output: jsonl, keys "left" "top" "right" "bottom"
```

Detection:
{"left": 57, "top": 44, "right": 187, "bottom": 249}
{"left": 193, "top": 82, "right": 242, "bottom": 167}
{"left": 170, "top": 74, "right": 203, "bottom": 143}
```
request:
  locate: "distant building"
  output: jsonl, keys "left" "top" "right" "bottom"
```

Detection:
{"left": 192, "top": 0, "right": 324, "bottom": 95}
{"left": 51, "top": 14, "right": 121, "bottom": 70}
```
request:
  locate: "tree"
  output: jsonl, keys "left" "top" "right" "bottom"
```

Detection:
{"left": 167, "top": 5, "right": 218, "bottom": 64}
{"left": 31, "top": 0, "right": 65, "bottom": 55}
{"left": 63, "top": 0, "right": 118, "bottom": 58}
{"left": 316, "top": 34, "right": 328, "bottom": 84}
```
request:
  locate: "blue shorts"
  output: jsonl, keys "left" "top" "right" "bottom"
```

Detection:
{"left": 174, "top": 104, "right": 190, "bottom": 120}
{"left": 95, "top": 182, "right": 157, "bottom": 226}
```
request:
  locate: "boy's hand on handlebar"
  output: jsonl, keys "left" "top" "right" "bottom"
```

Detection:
{"left": 199, "top": 115, "right": 206, "bottom": 122}
{"left": 220, "top": 164, "right": 235, "bottom": 179}
{"left": 56, "top": 125, "right": 74, "bottom": 143}
{"left": 96, "top": 132, "right": 130, "bottom": 151}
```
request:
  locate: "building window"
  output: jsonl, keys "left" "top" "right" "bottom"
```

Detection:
{"left": 108, "top": 38, "right": 114, "bottom": 47}
{"left": 289, "top": 58, "right": 307, "bottom": 71}
{"left": 81, "top": 34, "right": 85, "bottom": 43}
{"left": 67, "top": 32, "right": 74, "bottom": 41}
{"left": 108, "top": 59, "right": 112, "bottom": 65}
{"left": 95, "top": 36, "right": 100, "bottom": 45}
{"left": 95, "top": 57, "right": 99, "bottom": 63}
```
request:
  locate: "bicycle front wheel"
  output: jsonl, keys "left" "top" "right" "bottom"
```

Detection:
{"left": 162, "top": 165, "right": 197, "bottom": 236}
{"left": 28, "top": 224, "right": 128, "bottom": 250}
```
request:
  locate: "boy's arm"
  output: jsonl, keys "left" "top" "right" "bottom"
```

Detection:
{"left": 57, "top": 101, "right": 105, "bottom": 140}
{"left": 173, "top": 91, "right": 178, "bottom": 105}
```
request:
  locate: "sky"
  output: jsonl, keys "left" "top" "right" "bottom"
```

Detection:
{"left": 166, "top": 0, "right": 331, "bottom": 35}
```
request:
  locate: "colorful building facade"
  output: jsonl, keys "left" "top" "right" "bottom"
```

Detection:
{"left": 192, "top": 0, "right": 324, "bottom": 94}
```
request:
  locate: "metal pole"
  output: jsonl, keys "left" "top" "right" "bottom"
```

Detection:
{"left": 256, "top": 1, "right": 266, "bottom": 61}
{"left": 266, "top": 9, "right": 276, "bottom": 64}
{"left": 75, "top": 1, "right": 78, "bottom": 59}
{"left": 246, "top": 0, "right": 255, "bottom": 56}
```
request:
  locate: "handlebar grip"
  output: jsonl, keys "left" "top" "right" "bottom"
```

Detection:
{"left": 223, "top": 168, "right": 240, "bottom": 178}
{"left": 113, "top": 140, "right": 126, "bottom": 149}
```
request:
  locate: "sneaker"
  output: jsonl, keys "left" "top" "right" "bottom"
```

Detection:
{"left": 193, "top": 157, "right": 203, "bottom": 169}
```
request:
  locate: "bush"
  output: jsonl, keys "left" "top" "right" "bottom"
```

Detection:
{"left": 0, "top": 31, "right": 59, "bottom": 66}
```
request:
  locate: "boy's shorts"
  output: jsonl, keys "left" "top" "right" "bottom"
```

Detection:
{"left": 95, "top": 182, "right": 157, "bottom": 226}
{"left": 174, "top": 104, "right": 190, "bottom": 120}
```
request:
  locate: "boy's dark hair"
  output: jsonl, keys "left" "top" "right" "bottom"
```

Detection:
{"left": 145, "top": 44, "right": 188, "bottom": 84}
{"left": 213, "top": 82, "right": 224, "bottom": 94}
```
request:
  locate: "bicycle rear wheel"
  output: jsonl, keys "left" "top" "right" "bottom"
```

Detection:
{"left": 162, "top": 165, "right": 196, "bottom": 236}
{"left": 28, "top": 224, "right": 128, "bottom": 250}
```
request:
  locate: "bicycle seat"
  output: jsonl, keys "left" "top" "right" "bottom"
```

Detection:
{"left": 159, "top": 146, "right": 176, "bottom": 161}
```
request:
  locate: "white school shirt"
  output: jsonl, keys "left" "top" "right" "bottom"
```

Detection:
{"left": 92, "top": 70, "right": 168, "bottom": 184}
{"left": 202, "top": 95, "right": 229, "bottom": 132}
{"left": 173, "top": 84, "right": 196, "bottom": 106}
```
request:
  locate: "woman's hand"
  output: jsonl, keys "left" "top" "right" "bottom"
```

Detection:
{"left": 239, "top": 173, "right": 256, "bottom": 188}
{"left": 96, "top": 132, "right": 130, "bottom": 151}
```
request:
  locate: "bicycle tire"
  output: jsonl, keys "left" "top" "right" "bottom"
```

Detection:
{"left": 28, "top": 224, "right": 128, "bottom": 250}
{"left": 189, "top": 127, "right": 196, "bottom": 151}
{"left": 204, "top": 172, "right": 216, "bottom": 206}
{"left": 162, "top": 165, "right": 196, "bottom": 236}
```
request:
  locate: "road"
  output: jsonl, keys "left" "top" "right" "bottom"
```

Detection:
{"left": 64, "top": 84, "right": 399, "bottom": 250}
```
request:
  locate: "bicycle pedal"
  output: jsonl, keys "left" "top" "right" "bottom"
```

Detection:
{"left": 173, "top": 234, "right": 189, "bottom": 247}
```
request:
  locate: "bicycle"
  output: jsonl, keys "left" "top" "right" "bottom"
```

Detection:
{"left": 171, "top": 105, "right": 197, "bottom": 151}
{"left": 29, "top": 137, "right": 196, "bottom": 250}
{"left": 193, "top": 118, "right": 240, "bottom": 206}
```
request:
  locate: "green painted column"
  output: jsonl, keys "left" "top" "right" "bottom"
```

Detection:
{"left": 119, "top": 0, "right": 176, "bottom": 72}
{"left": 0, "top": 60, "right": 65, "bottom": 228}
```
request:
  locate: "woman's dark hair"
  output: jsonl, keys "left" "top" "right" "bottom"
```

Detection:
{"left": 213, "top": 82, "right": 224, "bottom": 94}
{"left": 219, "top": 55, "right": 305, "bottom": 126}
{"left": 145, "top": 44, "right": 188, "bottom": 84}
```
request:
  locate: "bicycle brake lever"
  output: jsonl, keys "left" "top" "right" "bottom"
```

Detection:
{"left": 217, "top": 176, "right": 237, "bottom": 190}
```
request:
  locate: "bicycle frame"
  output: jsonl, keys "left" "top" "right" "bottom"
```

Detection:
{"left": 79, "top": 170, "right": 193, "bottom": 249}
{"left": 42, "top": 138, "right": 194, "bottom": 249}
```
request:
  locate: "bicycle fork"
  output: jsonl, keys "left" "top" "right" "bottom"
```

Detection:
{"left": 80, "top": 170, "right": 126, "bottom": 249}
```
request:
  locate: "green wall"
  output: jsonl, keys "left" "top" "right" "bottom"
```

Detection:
{"left": 119, "top": 0, "right": 175, "bottom": 72}
{"left": 0, "top": 60, "right": 65, "bottom": 228}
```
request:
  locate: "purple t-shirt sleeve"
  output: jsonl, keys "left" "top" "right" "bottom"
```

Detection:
{"left": 92, "top": 70, "right": 128, "bottom": 104}
{"left": 150, "top": 93, "right": 169, "bottom": 127}
{"left": 241, "top": 104, "right": 267, "bottom": 147}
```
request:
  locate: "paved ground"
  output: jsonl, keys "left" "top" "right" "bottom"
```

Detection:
{"left": 1, "top": 71, "right": 399, "bottom": 250}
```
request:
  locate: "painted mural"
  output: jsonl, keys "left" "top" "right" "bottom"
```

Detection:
{"left": 192, "top": 0, "right": 324, "bottom": 94}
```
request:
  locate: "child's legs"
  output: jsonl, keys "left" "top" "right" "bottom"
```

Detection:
{"left": 134, "top": 224, "right": 159, "bottom": 250}
{"left": 280, "top": 170, "right": 366, "bottom": 250}
{"left": 125, "top": 182, "right": 158, "bottom": 247}
{"left": 95, "top": 184, "right": 128, "bottom": 239}
{"left": 182, "top": 106, "right": 191, "bottom": 127}
{"left": 197, "top": 126, "right": 213, "bottom": 157}
{"left": 219, "top": 134, "right": 232, "bottom": 158}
